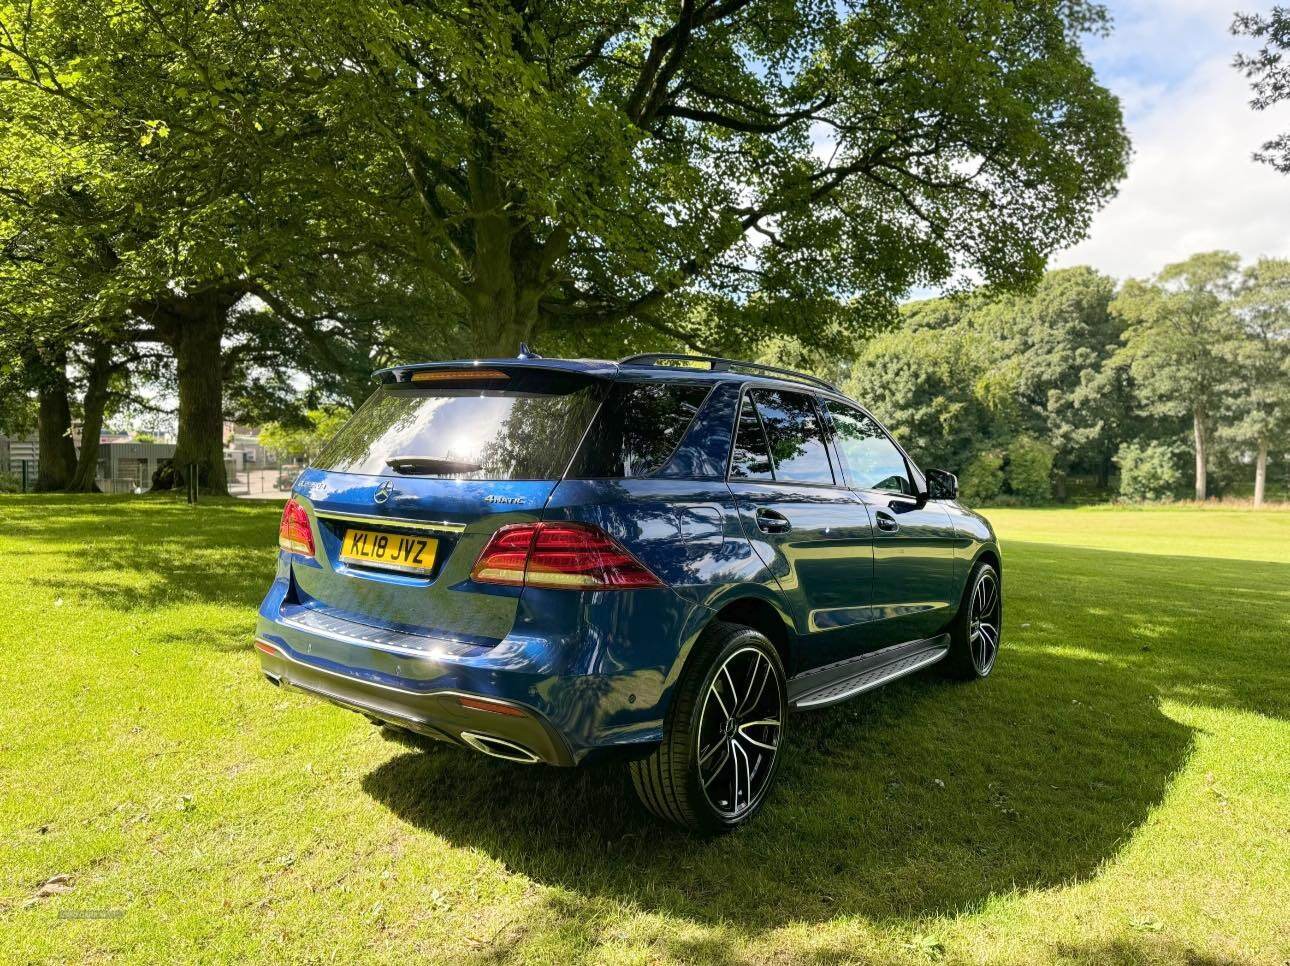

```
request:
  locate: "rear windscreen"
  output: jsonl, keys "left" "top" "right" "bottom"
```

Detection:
{"left": 569, "top": 381, "right": 712, "bottom": 478}
{"left": 312, "top": 370, "right": 604, "bottom": 479}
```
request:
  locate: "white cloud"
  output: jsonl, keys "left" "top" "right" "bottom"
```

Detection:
{"left": 1051, "top": 49, "right": 1290, "bottom": 280}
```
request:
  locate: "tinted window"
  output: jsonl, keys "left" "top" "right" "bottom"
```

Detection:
{"left": 313, "top": 371, "right": 602, "bottom": 479}
{"left": 749, "top": 389, "right": 834, "bottom": 484}
{"left": 729, "top": 394, "right": 774, "bottom": 480}
{"left": 571, "top": 381, "right": 711, "bottom": 478}
{"left": 825, "top": 403, "right": 911, "bottom": 494}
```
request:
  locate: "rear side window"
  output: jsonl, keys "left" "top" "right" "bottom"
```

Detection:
{"left": 312, "top": 370, "right": 603, "bottom": 479}
{"left": 569, "top": 381, "right": 711, "bottom": 478}
{"left": 824, "top": 402, "right": 912, "bottom": 494}
{"left": 729, "top": 394, "right": 775, "bottom": 480}
{"left": 748, "top": 389, "right": 835, "bottom": 484}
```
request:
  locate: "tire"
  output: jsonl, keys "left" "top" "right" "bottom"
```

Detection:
{"left": 944, "top": 561, "right": 1002, "bottom": 680}
{"left": 630, "top": 621, "right": 787, "bottom": 834}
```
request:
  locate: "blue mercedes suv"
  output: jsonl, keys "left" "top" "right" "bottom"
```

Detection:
{"left": 255, "top": 353, "right": 1002, "bottom": 832}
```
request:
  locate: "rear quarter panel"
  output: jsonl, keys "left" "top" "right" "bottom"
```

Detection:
{"left": 540, "top": 478, "right": 787, "bottom": 741}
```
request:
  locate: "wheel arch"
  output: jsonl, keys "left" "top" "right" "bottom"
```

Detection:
{"left": 961, "top": 545, "right": 1003, "bottom": 625}
{"left": 976, "top": 546, "right": 1002, "bottom": 577}
{"left": 708, "top": 594, "right": 794, "bottom": 673}
{"left": 946, "top": 544, "right": 1002, "bottom": 627}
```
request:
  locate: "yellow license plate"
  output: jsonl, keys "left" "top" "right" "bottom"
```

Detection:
{"left": 339, "top": 528, "right": 437, "bottom": 574}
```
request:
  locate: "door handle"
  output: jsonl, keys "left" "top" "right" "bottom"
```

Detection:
{"left": 755, "top": 507, "right": 792, "bottom": 534}
{"left": 875, "top": 510, "right": 899, "bottom": 533}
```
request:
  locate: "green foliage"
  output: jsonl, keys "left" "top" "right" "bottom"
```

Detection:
{"left": 842, "top": 324, "right": 992, "bottom": 473}
{"left": 259, "top": 407, "right": 352, "bottom": 462}
{"left": 1108, "top": 254, "right": 1234, "bottom": 500}
{"left": 849, "top": 267, "right": 1125, "bottom": 492}
{"left": 974, "top": 267, "right": 1129, "bottom": 477}
{"left": 0, "top": 0, "right": 1127, "bottom": 359}
{"left": 1113, "top": 253, "right": 1242, "bottom": 426}
{"left": 0, "top": 359, "right": 36, "bottom": 437}
{"left": 1006, "top": 436, "right": 1056, "bottom": 504}
{"left": 0, "top": 472, "right": 21, "bottom": 493}
{"left": 850, "top": 255, "right": 1289, "bottom": 505}
{"left": 1218, "top": 259, "right": 1290, "bottom": 453}
{"left": 959, "top": 450, "right": 1005, "bottom": 505}
{"left": 1234, "top": 6, "right": 1290, "bottom": 173}
{"left": 1115, "top": 441, "right": 1185, "bottom": 503}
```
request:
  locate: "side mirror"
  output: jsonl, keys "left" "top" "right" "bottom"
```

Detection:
{"left": 926, "top": 468, "right": 958, "bottom": 501}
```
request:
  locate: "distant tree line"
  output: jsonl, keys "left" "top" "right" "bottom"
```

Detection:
{"left": 834, "top": 254, "right": 1289, "bottom": 506}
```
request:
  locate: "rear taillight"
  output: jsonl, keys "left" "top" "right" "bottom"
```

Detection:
{"left": 278, "top": 497, "right": 315, "bottom": 557}
{"left": 470, "top": 522, "right": 664, "bottom": 591}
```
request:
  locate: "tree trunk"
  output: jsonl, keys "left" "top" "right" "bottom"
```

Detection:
{"left": 1253, "top": 437, "right": 1267, "bottom": 508}
{"left": 67, "top": 343, "right": 114, "bottom": 493}
{"left": 467, "top": 299, "right": 538, "bottom": 358}
{"left": 1097, "top": 450, "right": 1112, "bottom": 490}
{"left": 167, "top": 295, "right": 229, "bottom": 496}
{"left": 1192, "top": 408, "right": 1207, "bottom": 502}
{"left": 34, "top": 349, "right": 78, "bottom": 492}
{"left": 461, "top": 157, "right": 558, "bottom": 358}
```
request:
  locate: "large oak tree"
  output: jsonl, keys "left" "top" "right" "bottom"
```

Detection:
{"left": 261, "top": 0, "right": 1129, "bottom": 356}
{"left": 1, "top": 0, "right": 330, "bottom": 493}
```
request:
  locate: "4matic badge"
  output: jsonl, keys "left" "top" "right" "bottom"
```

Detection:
{"left": 483, "top": 495, "right": 525, "bottom": 505}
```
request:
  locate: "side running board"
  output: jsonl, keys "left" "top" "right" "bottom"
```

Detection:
{"left": 788, "top": 634, "right": 951, "bottom": 710}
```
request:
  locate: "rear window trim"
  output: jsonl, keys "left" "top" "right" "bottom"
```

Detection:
{"left": 562, "top": 378, "right": 716, "bottom": 482}
{"left": 312, "top": 372, "right": 606, "bottom": 481}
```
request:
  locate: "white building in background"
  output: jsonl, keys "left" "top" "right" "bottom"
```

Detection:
{"left": 97, "top": 439, "right": 177, "bottom": 492}
{"left": 223, "top": 422, "right": 268, "bottom": 476}
{"left": 0, "top": 432, "right": 176, "bottom": 492}
{"left": 2, "top": 435, "right": 39, "bottom": 486}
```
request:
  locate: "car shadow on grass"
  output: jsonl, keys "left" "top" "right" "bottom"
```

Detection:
{"left": 362, "top": 646, "right": 1193, "bottom": 926}
{"left": 361, "top": 542, "right": 1287, "bottom": 927}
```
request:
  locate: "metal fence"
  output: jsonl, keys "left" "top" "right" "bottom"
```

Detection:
{"left": 2, "top": 456, "right": 301, "bottom": 498}
{"left": 100, "top": 477, "right": 146, "bottom": 495}
{"left": 227, "top": 459, "right": 302, "bottom": 500}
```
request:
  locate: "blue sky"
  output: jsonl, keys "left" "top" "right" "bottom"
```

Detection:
{"left": 1050, "top": 0, "right": 1290, "bottom": 278}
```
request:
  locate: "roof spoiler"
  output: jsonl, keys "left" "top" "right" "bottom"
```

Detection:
{"left": 619, "top": 353, "right": 839, "bottom": 393}
{"left": 372, "top": 358, "right": 619, "bottom": 384}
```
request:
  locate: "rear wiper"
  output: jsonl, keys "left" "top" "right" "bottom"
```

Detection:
{"left": 385, "top": 455, "right": 482, "bottom": 475}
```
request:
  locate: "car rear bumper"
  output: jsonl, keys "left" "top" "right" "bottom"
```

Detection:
{"left": 255, "top": 574, "right": 709, "bottom": 765}
{"left": 254, "top": 636, "right": 575, "bottom": 765}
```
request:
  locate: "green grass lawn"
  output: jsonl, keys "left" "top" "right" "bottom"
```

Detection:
{"left": 1, "top": 497, "right": 1286, "bottom": 964}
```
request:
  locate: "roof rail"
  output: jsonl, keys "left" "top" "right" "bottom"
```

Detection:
{"left": 619, "top": 353, "right": 839, "bottom": 393}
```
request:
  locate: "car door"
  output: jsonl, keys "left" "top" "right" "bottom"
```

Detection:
{"left": 822, "top": 401, "right": 959, "bottom": 647}
{"left": 725, "top": 387, "right": 875, "bottom": 672}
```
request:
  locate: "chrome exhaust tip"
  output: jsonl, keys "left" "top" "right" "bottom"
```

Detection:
{"left": 459, "top": 731, "right": 542, "bottom": 764}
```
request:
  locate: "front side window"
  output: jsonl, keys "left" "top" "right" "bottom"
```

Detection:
{"left": 570, "top": 381, "right": 712, "bottom": 478}
{"left": 729, "top": 389, "right": 834, "bottom": 484}
{"left": 824, "top": 402, "right": 912, "bottom": 494}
